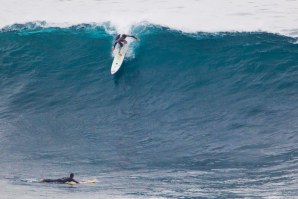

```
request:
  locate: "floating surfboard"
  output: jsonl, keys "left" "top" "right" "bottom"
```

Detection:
{"left": 111, "top": 42, "right": 129, "bottom": 75}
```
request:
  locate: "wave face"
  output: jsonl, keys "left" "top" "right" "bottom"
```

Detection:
{"left": 1, "top": 26, "right": 298, "bottom": 198}
{"left": 1, "top": 0, "right": 298, "bottom": 37}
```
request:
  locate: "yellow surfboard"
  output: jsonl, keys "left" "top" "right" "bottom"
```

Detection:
{"left": 66, "top": 180, "right": 96, "bottom": 185}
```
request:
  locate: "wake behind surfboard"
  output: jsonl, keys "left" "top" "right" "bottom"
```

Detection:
{"left": 111, "top": 43, "right": 129, "bottom": 75}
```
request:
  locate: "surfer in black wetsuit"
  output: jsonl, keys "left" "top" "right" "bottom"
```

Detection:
{"left": 112, "top": 34, "right": 139, "bottom": 56}
{"left": 40, "top": 173, "right": 79, "bottom": 184}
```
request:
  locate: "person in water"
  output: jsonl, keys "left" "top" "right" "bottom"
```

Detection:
{"left": 112, "top": 34, "right": 139, "bottom": 56}
{"left": 40, "top": 173, "right": 79, "bottom": 184}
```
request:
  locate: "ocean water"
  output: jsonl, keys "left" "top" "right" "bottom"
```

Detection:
{"left": 1, "top": 0, "right": 298, "bottom": 198}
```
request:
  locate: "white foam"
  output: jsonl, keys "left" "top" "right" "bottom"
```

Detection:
{"left": 0, "top": 0, "right": 298, "bottom": 37}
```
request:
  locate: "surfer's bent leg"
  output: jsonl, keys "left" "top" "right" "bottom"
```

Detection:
{"left": 42, "top": 179, "right": 56, "bottom": 183}
{"left": 118, "top": 42, "right": 124, "bottom": 53}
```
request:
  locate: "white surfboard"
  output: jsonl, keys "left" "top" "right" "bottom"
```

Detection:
{"left": 111, "top": 43, "right": 129, "bottom": 75}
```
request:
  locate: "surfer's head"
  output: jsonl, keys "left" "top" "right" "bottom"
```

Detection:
{"left": 70, "top": 173, "right": 74, "bottom": 179}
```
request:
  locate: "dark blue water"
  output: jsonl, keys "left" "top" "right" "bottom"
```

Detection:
{"left": 1, "top": 25, "right": 298, "bottom": 198}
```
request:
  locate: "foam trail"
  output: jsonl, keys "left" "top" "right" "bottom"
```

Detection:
{"left": 1, "top": 0, "right": 298, "bottom": 36}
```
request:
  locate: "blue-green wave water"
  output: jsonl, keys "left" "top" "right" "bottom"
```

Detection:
{"left": 1, "top": 25, "right": 298, "bottom": 198}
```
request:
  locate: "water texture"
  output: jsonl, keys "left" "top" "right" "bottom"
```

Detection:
{"left": 0, "top": 24, "right": 298, "bottom": 198}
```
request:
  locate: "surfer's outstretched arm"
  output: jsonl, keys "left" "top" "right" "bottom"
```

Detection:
{"left": 114, "top": 34, "right": 120, "bottom": 41}
{"left": 127, "top": 35, "right": 140, "bottom": 41}
{"left": 112, "top": 34, "right": 121, "bottom": 50}
{"left": 72, "top": 179, "right": 79, "bottom": 184}
{"left": 113, "top": 42, "right": 118, "bottom": 49}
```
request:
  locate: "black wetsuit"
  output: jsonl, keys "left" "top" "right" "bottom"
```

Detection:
{"left": 42, "top": 177, "right": 79, "bottom": 184}
{"left": 113, "top": 34, "right": 138, "bottom": 50}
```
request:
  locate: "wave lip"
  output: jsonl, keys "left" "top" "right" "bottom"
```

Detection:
{"left": 1, "top": 0, "right": 298, "bottom": 37}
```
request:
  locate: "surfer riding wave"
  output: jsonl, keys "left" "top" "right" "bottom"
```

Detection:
{"left": 112, "top": 34, "right": 139, "bottom": 56}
